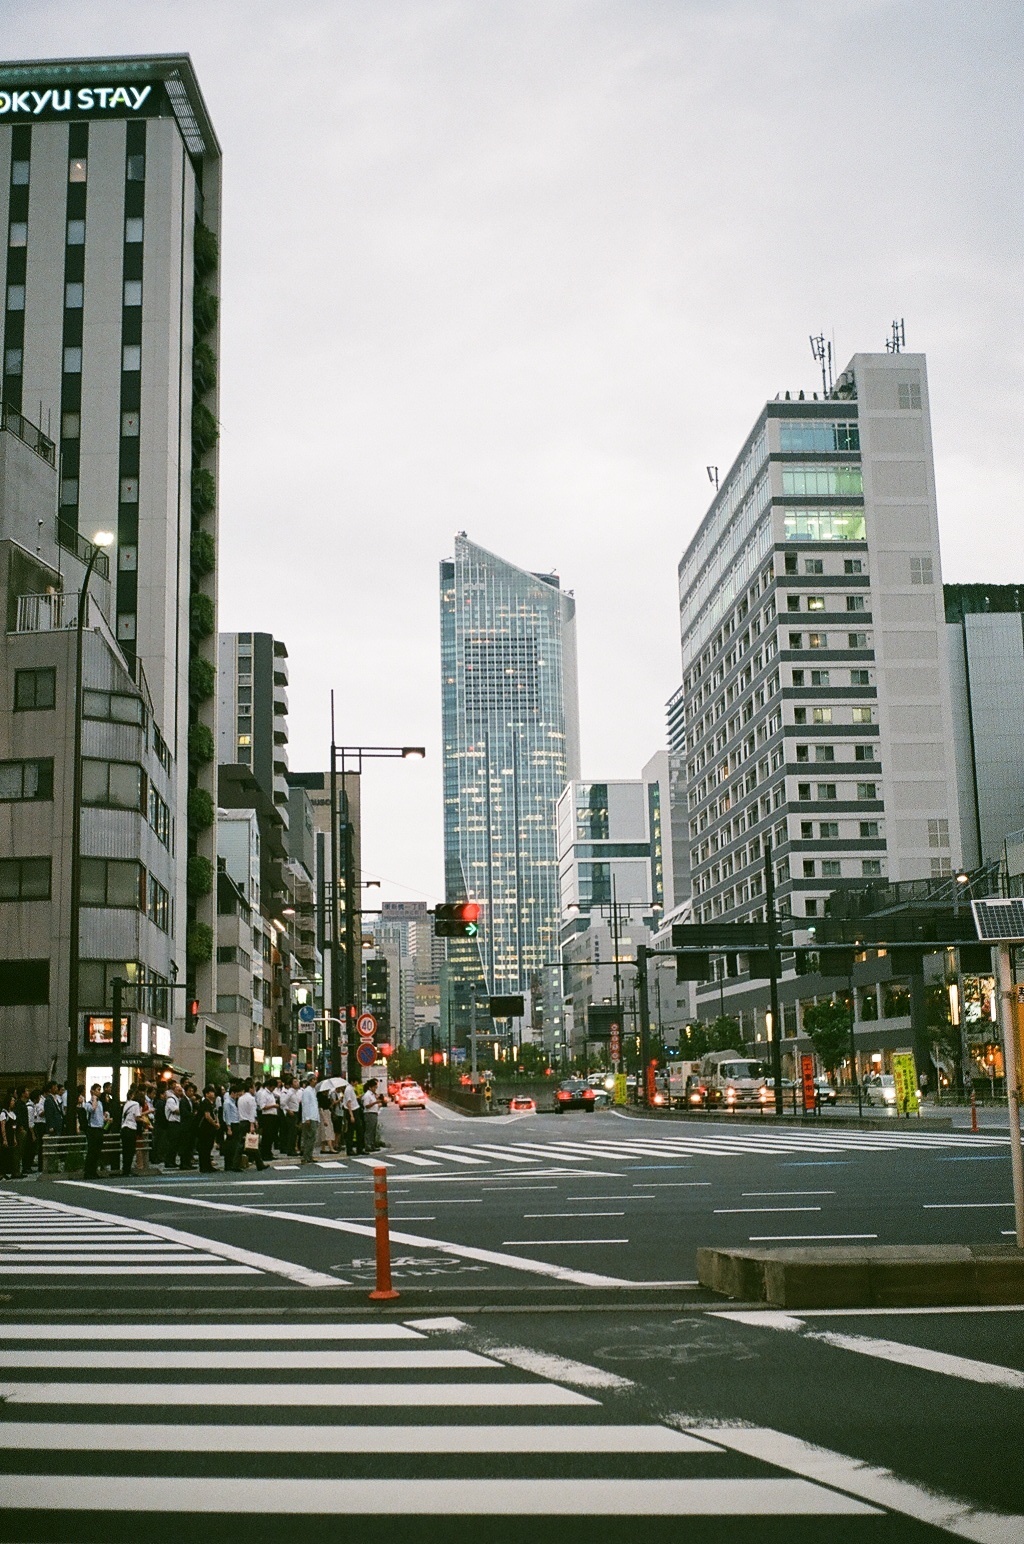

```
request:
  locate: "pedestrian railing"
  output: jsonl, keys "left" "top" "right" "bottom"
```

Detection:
{"left": 40, "top": 1133, "right": 153, "bottom": 1175}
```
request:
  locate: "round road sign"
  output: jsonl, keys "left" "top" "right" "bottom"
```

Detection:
{"left": 356, "top": 1012, "right": 377, "bottom": 1039}
{"left": 356, "top": 1042, "right": 377, "bottom": 1067}
{"left": 298, "top": 1005, "right": 316, "bottom": 1024}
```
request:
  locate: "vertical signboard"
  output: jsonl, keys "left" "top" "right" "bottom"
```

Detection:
{"left": 801, "top": 1054, "right": 816, "bottom": 1113}
{"left": 891, "top": 1052, "right": 920, "bottom": 1116}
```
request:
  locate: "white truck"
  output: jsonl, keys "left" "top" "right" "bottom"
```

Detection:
{"left": 696, "top": 1050, "right": 771, "bottom": 1110}
{"left": 666, "top": 1062, "right": 701, "bottom": 1106}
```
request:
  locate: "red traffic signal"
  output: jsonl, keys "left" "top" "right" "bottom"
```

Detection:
{"left": 431, "top": 1051, "right": 445, "bottom": 1064}
{"left": 434, "top": 901, "right": 481, "bottom": 938}
{"left": 186, "top": 990, "right": 200, "bottom": 1034}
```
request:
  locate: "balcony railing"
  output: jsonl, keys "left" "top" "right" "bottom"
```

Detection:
{"left": 55, "top": 519, "right": 111, "bottom": 580}
{"left": 1, "top": 400, "right": 56, "bottom": 466}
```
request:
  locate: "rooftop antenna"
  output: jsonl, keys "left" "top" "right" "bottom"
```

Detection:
{"left": 886, "top": 318, "right": 905, "bottom": 354}
{"left": 809, "top": 334, "right": 833, "bottom": 395}
{"left": 707, "top": 465, "right": 719, "bottom": 492}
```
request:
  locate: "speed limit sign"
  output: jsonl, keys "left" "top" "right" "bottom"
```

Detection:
{"left": 356, "top": 1012, "right": 377, "bottom": 1039}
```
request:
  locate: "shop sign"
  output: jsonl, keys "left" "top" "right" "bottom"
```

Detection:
{"left": 891, "top": 1052, "right": 920, "bottom": 1115}
{"left": 801, "top": 1053, "right": 816, "bottom": 1112}
{"left": 0, "top": 83, "right": 163, "bottom": 120}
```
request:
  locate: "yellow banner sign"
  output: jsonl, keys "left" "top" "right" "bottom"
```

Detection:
{"left": 892, "top": 1052, "right": 920, "bottom": 1115}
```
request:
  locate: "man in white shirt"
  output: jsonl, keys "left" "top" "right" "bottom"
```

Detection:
{"left": 120, "top": 1087, "right": 142, "bottom": 1178}
{"left": 278, "top": 1077, "right": 300, "bottom": 1156}
{"left": 361, "top": 1079, "right": 383, "bottom": 1152}
{"left": 83, "top": 1085, "right": 106, "bottom": 1179}
{"left": 236, "top": 1081, "right": 267, "bottom": 1171}
{"left": 340, "top": 1080, "right": 362, "bottom": 1155}
{"left": 162, "top": 1083, "right": 181, "bottom": 1169}
{"left": 299, "top": 1075, "right": 320, "bottom": 1165}
{"left": 221, "top": 1084, "right": 242, "bottom": 1172}
{"left": 255, "top": 1078, "right": 279, "bottom": 1162}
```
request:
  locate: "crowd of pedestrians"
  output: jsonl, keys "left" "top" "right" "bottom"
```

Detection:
{"left": 0, "top": 1073, "right": 387, "bottom": 1179}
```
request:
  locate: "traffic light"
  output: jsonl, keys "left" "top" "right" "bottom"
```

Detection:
{"left": 433, "top": 902, "right": 481, "bottom": 937}
{"left": 676, "top": 951, "right": 711, "bottom": 982}
{"left": 186, "top": 988, "right": 200, "bottom": 1034}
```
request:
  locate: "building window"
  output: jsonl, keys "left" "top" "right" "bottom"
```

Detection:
{"left": 910, "top": 555, "right": 933, "bottom": 585}
{"left": 794, "top": 707, "right": 807, "bottom": 725}
{"left": 124, "top": 217, "right": 144, "bottom": 244}
{"left": 804, "top": 559, "right": 823, "bottom": 575}
{"left": 80, "top": 858, "right": 144, "bottom": 908}
{"left": 0, "top": 759, "right": 53, "bottom": 802}
{"left": 123, "top": 279, "right": 142, "bottom": 307}
{"left": 898, "top": 382, "right": 922, "bottom": 409}
{"left": 0, "top": 959, "right": 49, "bottom": 1006}
{"left": 117, "top": 614, "right": 137, "bottom": 642}
{"left": 82, "top": 689, "right": 146, "bottom": 726}
{"left": 816, "top": 784, "right": 837, "bottom": 801}
{"left": 846, "top": 595, "right": 866, "bottom": 612}
{"left": 6, "top": 283, "right": 25, "bottom": 309}
{"left": 814, "top": 745, "right": 834, "bottom": 762}
{"left": 862, "top": 859, "right": 883, "bottom": 877}
{"left": 806, "top": 596, "right": 825, "bottom": 611}
{"left": 10, "top": 160, "right": 29, "bottom": 185}
{"left": 147, "top": 874, "right": 171, "bottom": 932}
{"left": 791, "top": 670, "right": 804, "bottom": 686}
{"left": 122, "top": 410, "right": 140, "bottom": 436}
{"left": 64, "top": 281, "right": 84, "bottom": 308}
{"left": 854, "top": 744, "right": 875, "bottom": 761}
{"left": 4, "top": 347, "right": 23, "bottom": 374}
{"left": 779, "top": 422, "right": 860, "bottom": 453}
{"left": 783, "top": 511, "right": 866, "bottom": 542}
{"left": 856, "top": 782, "right": 877, "bottom": 801}
{"left": 787, "top": 596, "right": 800, "bottom": 612}
{"left": 797, "top": 784, "right": 811, "bottom": 801}
{"left": 803, "top": 860, "right": 816, "bottom": 878}
{"left": 928, "top": 818, "right": 949, "bottom": 848}
{"left": 120, "top": 476, "right": 139, "bottom": 503}
{"left": 810, "top": 670, "right": 829, "bottom": 687}
{"left": 148, "top": 786, "right": 171, "bottom": 847}
{"left": 789, "top": 633, "right": 803, "bottom": 649}
{"left": 0, "top": 857, "right": 51, "bottom": 901}
{"left": 822, "top": 860, "right": 842, "bottom": 878}
{"left": 860, "top": 821, "right": 880, "bottom": 838}
{"left": 848, "top": 633, "right": 868, "bottom": 649}
{"left": 819, "top": 821, "right": 839, "bottom": 839}
{"left": 796, "top": 745, "right": 809, "bottom": 763}
{"left": 812, "top": 707, "right": 832, "bottom": 725}
{"left": 852, "top": 707, "right": 873, "bottom": 724}
{"left": 850, "top": 669, "right": 870, "bottom": 686}
{"left": 62, "top": 411, "right": 81, "bottom": 439}
{"left": 14, "top": 668, "right": 56, "bottom": 711}
{"left": 800, "top": 821, "right": 813, "bottom": 838}
{"left": 68, "top": 157, "right": 87, "bottom": 183}
{"left": 808, "top": 633, "right": 827, "bottom": 649}
{"left": 81, "top": 759, "right": 145, "bottom": 811}
{"left": 127, "top": 154, "right": 145, "bottom": 181}
{"left": 844, "top": 559, "right": 863, "bottom": 575}
{"left": 63, "top": 346, "right": 82, "bottom": 373}
{"left": 60, "top": 478, "right": 79, "bottom": 505}
{"left": 66, "top": 219, "right": 86, "bottom": 245}
{"left": 8, "top": 222, "right": 28, "bottom": 247}
{"left": 122, "top": 344, "right": 141, "bottom": 372}
{"left": 931, "top": 857, "right": 952, "bottom": 878}
{"left": 805, "top": 899, "right": 819, "bottom": 916}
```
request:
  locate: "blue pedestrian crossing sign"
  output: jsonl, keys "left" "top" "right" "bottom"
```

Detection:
{"left": 298, "top": 1005, "right": 317, "bottom": 1023}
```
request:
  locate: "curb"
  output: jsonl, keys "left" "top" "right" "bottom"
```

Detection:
{"left": 617, "top": 1107, "right": 956, "bottom": 1132}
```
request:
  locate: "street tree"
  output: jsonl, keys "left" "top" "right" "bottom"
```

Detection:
{"left": 802, "top": 999, "right": 851, "bottom": 1072}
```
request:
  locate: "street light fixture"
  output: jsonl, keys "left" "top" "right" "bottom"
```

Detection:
{"left": 65, "top": 530, "right": 115, "bottom": 1114}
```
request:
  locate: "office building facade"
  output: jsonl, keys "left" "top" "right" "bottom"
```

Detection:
{"left": 0, "top": 55, "right": 221, "bottom": 1076}
{"left": 441, "top": 534, "right": 580, "bottom": 1054}
{"left": 945, "top": 584, "right": 1024, "bottom": 868}
{"left": 675, "top": 351, "right": 961, "bottom": 1038}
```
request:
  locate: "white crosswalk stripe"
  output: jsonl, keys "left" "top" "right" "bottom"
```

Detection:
{"left": 0, "top": 1316, "right": 881, "bottom": 1525}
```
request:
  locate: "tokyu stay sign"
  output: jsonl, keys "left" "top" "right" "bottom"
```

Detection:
{"left": 0, "top": 84, "right": 160, "bottom": 118}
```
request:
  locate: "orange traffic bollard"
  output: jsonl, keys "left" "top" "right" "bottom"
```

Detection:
{"left": 369, "top": 1165, "right": 400, "bottom": 1302}
{"left": 970, "top": 1087, "right": 979, "bottom": 1134}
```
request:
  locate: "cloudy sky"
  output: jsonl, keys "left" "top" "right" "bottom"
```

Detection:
{"left": 10, "top": 1, "right": 1023, "bottom": 907}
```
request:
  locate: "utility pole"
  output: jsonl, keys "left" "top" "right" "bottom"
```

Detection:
{"left": 636, "top": 943, "right": 651, "bottom": 1106}
{"left": 470, "top": 992, "right": 479, "bottom": 1083}
{"left": 763, "top": 835, "right": 784, "bottom": 1119}
{"left": 328, "top": 695, "right": 342, "bottom": 1079}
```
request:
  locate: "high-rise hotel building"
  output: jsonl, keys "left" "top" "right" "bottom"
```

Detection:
{"left": 441, "top": 535, "right": 580, "bottom": 1054}
{"left": 673, "top": 351, "right": 961, "bottom": 1021}
{"left": 0, "top": 56, "right": 221, "bottom": 1076}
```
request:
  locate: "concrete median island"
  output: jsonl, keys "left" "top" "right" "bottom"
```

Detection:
{"left": 697, "top": 1243, "right": 1024, "bottom": 1308}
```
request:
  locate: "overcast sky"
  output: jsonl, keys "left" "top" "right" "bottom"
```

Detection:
{"left": 9, "top": 1, "right": 1023, "bottom": 908}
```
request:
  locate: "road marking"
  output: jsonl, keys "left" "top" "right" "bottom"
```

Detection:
{"left": 0, "top": 1322, "right": 426, "bottom": 1341}
{"left": 392, "top": 1198, "right": 484, "bottom": 1205}
{"left": 0, "top": 1382, "right": 596, "bottom": 1408}
{"left": 923, "top": 1202, "right": 1014, "bottom": 1209}
{"left": 715, "top": 1311, "right": 1024, "bottom": 1390}
{"left": 404, "top": 1316, "right": 467, "bottom": 1331}
{"left": 522, "top": 1212, "right": 625, "bottom": 1219}
{"left": 478, "top": 1342, "right": 635, "bottom": 1390}
{"left": 634, "top": 1181, "right": 711, "bottom": 1188}
{"left": 385, "top": 1154, "right": 442, "bottom": 1167}
{"left": 444, "top": 1144, "right": 538, "bottom": 1165}
{"left": 715, "top": 1207, "right": 822, "bottom": 1215}
{"left": 416, "top": 1149, "right": 487, "bottom": 1165}
{"left": 1, "top": 1349, "right": 499, "bottom": 1371}
{"left": 742, "top": 1191, "right": 836, "bottom": 1197}
{"left": 0, "top": 1264, "right": 258, "bottom": 1275}
{"left": 691, "top": 1424, "right": 1023, "bottom": 1542}
{"left": 0, "top": 1251, "right": 213, "bottom": 1262}
{"left": 481, "top": 1185, "right": 558, "bottom": 1192}
{"left": 22, "top": 1189, "right": 343, "bottom": 1287}
{"left": 0, "top": 1421, "right": 717, "bottom": 1453}
{"left": 73, "top": 1186, "right": 636, "bottom": 1288}
{"left": 790, "top": 1305, "right": 1024, "bottom": 1319}
{"left": 503, "top": 1239, "right": 628, "bottom": 1246}
{"left": 748, "top": 1233, "right": 878, "bottom": 1242}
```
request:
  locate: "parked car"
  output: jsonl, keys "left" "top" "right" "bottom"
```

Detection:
{"left": 554, "top": 1079, "right": 597, "bottom": 1113}
{"left": 815, "top": 1078, "right": 838, "bottom": 1106}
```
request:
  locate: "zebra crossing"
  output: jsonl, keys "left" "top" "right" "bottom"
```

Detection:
{"left": 320, "top": 1123, "right": 1010, "bottom": 1178}
{"left": 0, "top": 1315, "right": 884, "bottom": 1536}
{"left": 0, "top": 1191, "right": 337, "bottom": 1286}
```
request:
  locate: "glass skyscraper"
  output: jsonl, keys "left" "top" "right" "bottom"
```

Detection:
{"left": 440, "top": 535, "right": 580, "bottom": 1052}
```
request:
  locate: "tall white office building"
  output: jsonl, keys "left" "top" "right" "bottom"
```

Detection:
{"left": 675, "top": 350, "right": 961, "bottom": 1032}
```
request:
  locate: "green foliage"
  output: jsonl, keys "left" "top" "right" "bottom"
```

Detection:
{"left": 192, "top": 400, "right": 219, "bottom": 456}
{"left": 192, "top": 340, "right": 217, "bottom": 397}
{"left": 189, "top": 590, "right": 215, "bottom": 642}
{"left": 679, "top": 1017, "right": 743, "bottom": 1058}
{"left": 186, "top": 922, "right": 214, "bottom": 965}
{"left": 188, "top": 722, "right": 215, "bottom": 765}
{"left": 514, "top": 1043, "right": 550, "bottom": 1077}
{"left": 802, "top": 999, "right": 851, "bottom": 1072}
{"left": 192, "top": 467, "right": 216, "bottom": 517}
{"left": 193, "top": 221, "right": 219, "bottom": 279}
{"left": 205, "top": 1050, "right": 228, "bottom": 1085}
{"left": 190, "top": 527, "right": 216, "bottom": 579}
{"left": 187, "top": 854, "right": 214, "bottom": 897}
{"left": 193, "top": 285, "right": 219, "bottom": 337}
{"left": 189, "top": 656, "right": 217, "bottom": 704}
{"left": 187, "top": 786, "right": 215, "bottom": 833}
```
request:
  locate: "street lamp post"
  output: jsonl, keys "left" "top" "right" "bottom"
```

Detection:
{"left": 65, "top": 531, "right": 114, "bottom": 1114}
